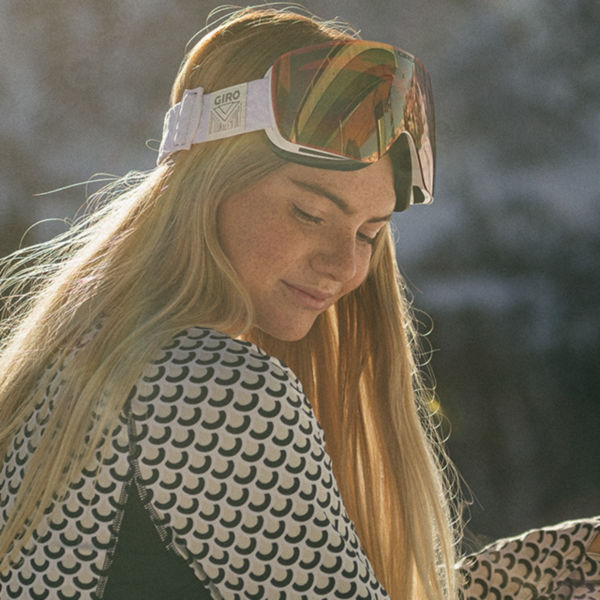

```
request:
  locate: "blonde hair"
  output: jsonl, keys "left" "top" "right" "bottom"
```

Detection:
{"left": 0, "top": 6, "right": 459, "bottom": 598}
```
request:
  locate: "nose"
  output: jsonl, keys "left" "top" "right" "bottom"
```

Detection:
{"left": 311, "top": 230, "right": 358, "bottom": 283}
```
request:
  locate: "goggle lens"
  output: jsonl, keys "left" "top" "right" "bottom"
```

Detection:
{"left": 271, "top": 41, "right": 435, "bottom": 203}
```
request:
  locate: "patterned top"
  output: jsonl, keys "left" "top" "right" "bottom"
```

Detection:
{"left": 457, "top": 518, "right": 600, "bottom": 599}
{"left": 0, "top": 327, "right": 598, "bottom": 599}
{"left": 0, "top": 328, "right": 388, "bottom": 599}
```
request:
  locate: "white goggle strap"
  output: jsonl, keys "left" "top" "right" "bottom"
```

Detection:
{"left": 157, "top": 74, "right": 273, "bottom": 164}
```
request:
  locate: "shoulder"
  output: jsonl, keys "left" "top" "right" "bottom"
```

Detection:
{"left": 144, "top": 327, "right": 297, "bottom": 386}
{"left": 129, "top": 327, "right": 313, "bottom": 432}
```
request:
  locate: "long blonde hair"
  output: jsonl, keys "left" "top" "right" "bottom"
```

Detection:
{"left": 0, "top": 6, "right": 459, "bottom": 598}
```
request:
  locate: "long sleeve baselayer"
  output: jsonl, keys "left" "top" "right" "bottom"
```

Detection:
{"left": 0, "top": 328, "right": 389, "bottom": 599}
{"left": 1, "top": 328, "right": 598, "bottom": 599}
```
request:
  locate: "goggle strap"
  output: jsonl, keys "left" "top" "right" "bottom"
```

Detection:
{"left": 158, "top": 76, "right": 272, "bottom": 164}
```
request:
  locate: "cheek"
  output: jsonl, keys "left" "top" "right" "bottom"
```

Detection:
{"left": 242, "top": 226, "right": 298, "bottom": 270}
{"left": 226, "top": 231, "right": 274, "bottom": 282}
{"left": 342, "top": 251, "right": 373, "bottom": 295}
{"left": 218, "top": 199, "right": 268, "bottom": 268}
{"left": 219, "top": 209, "right": 297, "bottom": 282}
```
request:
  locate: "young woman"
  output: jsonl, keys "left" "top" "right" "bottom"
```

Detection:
{"left": 0, "top": 6, "right": 598, "bottom": 600}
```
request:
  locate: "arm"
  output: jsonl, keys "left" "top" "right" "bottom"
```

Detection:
{"left": 457, "top": 517, "right": 600, "bottom": 599}
{"left": 128, "top": 328, "right": 389, "bottom": 599}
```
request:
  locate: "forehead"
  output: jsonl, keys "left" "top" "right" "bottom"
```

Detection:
{"left": 268, "top": 158, "right": 396, "bottom": 216}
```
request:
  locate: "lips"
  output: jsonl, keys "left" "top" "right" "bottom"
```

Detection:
{"left": 283, "top": 282, "right": 336, "bottom": 310}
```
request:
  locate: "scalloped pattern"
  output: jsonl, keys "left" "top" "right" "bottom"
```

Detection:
{"left": 0, "top": 328, "right": 389, "bottom": 599}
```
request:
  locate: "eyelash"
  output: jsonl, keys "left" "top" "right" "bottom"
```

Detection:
{"left": 292, "top": 205, "right": 377, "bottom": 246}
{"left": 293, "top": 204, "right": 322, "bottom": 225}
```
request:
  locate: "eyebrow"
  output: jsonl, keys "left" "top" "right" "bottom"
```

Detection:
{"left": 289, "top": 179, "right": 394, "bottom": 223}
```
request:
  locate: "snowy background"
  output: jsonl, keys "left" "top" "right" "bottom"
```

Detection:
{"left": 1, "top": 0, "right": 599, "bottom": 544}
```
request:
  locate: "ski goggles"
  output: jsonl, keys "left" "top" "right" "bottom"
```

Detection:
{"left": 158, "top": 40, "right": 435, "bottom": 210}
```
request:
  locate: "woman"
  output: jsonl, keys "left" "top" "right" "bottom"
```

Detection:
{"left": 0, "top": 6, "right": 597, "bottom": 600}
{"left": 0, "top": 8, "right": 456, "bottom": 599}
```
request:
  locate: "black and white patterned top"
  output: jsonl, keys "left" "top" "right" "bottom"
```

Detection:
{"left": 457, "top": 518, "right": 600, "bottom": 599}
{"left": 0, "top": 327, "right": 598, "bottom": 599}
{"left": 0, "top": 328, "right": 389, "bottom": 599}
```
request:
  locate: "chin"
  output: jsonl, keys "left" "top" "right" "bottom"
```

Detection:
{"left": 256, "top": 317, "right": 317, "bottom": 343}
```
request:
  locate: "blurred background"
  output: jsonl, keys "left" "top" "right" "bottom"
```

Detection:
{"left": 1, "top": 0, "right": 598, "bottom": 546}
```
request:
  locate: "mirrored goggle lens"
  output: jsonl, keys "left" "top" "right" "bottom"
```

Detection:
{"left": 271, "top": 41, "right": 435, "bottom": 198}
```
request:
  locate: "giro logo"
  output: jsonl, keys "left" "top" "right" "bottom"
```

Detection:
{"left": 214, "top": 90, "right": 241, "bottom": 106}
{"left": 207, "top": 83, "right": 247, "bottom": 139}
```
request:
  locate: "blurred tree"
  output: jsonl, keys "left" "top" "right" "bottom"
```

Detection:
{"left": 416, "top": 189, "right": 600, "bottom": 537}
{"left": 440, "top": 0, "right": 600, "bottom": 166}
{"left": 391, "top": 0, "right": 600, "bottom": 539}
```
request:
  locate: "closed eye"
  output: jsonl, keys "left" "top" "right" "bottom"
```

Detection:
{"left": 292, "top": 204, "right": 322, "bottom": 224}
{"left": 293, "top": 203, "right": 379, "bottom": 246}
{"left": 357, "top": 231, "right": 377, "bottom": 245}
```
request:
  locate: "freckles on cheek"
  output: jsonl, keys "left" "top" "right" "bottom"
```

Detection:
{"left": 347, "top": 257, "right": 374, "bottom": 292}
{"left": 254, "top": 226, "right": 295, "bottom": 262}
{"left": 250, "top": 236, "right": 280, "bottom": 264}
{"left": 236, "top": 230, "right": 293, "bottom": 285}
